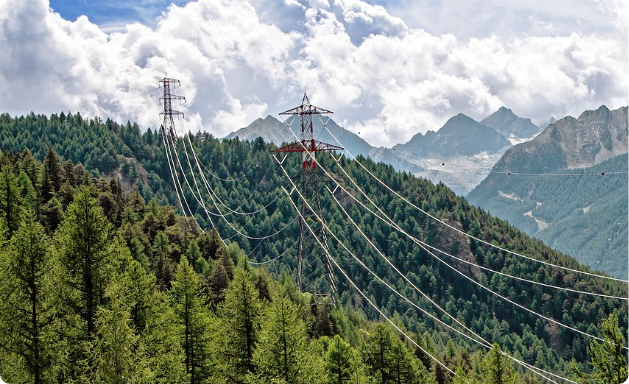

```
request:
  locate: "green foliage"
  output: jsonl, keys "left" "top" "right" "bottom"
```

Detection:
{"left": 468, "top": 154, "right": 628, "bottom": 278}
{"left": 481, "top": 343, "right": 518, "bottom": 384}
{"left": 324, "top": 335, "right": 354, "bottom": 384}
{"left": 217, "top": 265, "right": 264, "bottom": 382}
{"left": 574, "top": 313, "right": 628, "bottom": 383}
{"left": 252, "top": 293, "right": 325, "bottom": 384}
{"left": 0, "top": 164, "right": 23, "bottom": 238}
{"left": 0, "top": 112, "right": 627, "bottom": 384}
{"left": 0, "top": 210, "right": 53, "bottom": 384}
{"left": 170, "top": 256, "right": 216, "bottom": 383}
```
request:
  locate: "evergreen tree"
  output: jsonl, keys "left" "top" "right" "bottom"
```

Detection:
{"left": 252, "top": 293, "right": 324, "bottom": 384}
{"left": 575, "top": 314, "right": 628, "bottom": 384}
{"left": 482, "top": 343, "right": 517, "bottom": 384}
{"left": 217, "top": 265, "right": 263, "bottom": 383}
{"left": 0, "top": 210, "right": 53, "bottom": 384}
{"left": 53, "top": 187, "right": 117, "bottom": 380}
{"left": 170, "top": 256, "right": 215, "bottom": 384}
{"left": 0, "top": 164, "right": 23, "bottom": 238}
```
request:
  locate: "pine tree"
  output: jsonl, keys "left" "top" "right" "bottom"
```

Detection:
{"left": 0, "top": 210, "right": 53, "bottom": 384}
{"left": 217, "top": 265, "right": 263, "bottom": 382}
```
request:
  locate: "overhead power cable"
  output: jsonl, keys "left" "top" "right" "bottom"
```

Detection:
{"left": 183, "top": 135, "right": 297, "bottom": 241}
{"left": 490, "top": 170, "right": 628, "bottom": 176}
{"left": 319, "top": 119, "right": 628, "bottom": 284}
{"left": 281, "top": 115, "right": 623, "bottom": 297}
{"left": 281, "top": 164, "right": 574, "bottom": 384}
{"left": 280, "top": 183, "right": 460, "bottom": 380}
{"left": 327, "top": 178, "right": 626, "bottom": 300}
{"left": 277, "top": 117, "right": 627, "bottom": 351}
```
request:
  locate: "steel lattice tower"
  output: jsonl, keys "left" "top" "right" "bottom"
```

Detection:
{"left": 159, "top": 76, "right": 186, "bottom": 140}
{"left": 272, "top": 93, "right": 343, "bottom": 294}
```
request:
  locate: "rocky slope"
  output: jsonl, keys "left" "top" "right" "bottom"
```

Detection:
{"left": 468, "top": 105, "right": 629, "bottom": 278}
{"left": 489, "top": 105, "right": 628, "bottom": 174}
{"left": 369, "top": 113, "right": 512, "bottom": 195}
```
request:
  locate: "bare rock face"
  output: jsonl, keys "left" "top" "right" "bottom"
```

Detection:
{"left": 481, "top": 106, "right": 540, "bottom": 141}
{"left": 491, "top": 105, "right": 627, "bottom": 174}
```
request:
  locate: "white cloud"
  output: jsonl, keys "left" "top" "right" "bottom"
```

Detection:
{"left": 0, "top": 0, "right": 626, "bottom": 147}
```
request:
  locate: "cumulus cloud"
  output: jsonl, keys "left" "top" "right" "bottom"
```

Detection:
{"left": 0, "top": 0, "right": 626, "bottom": 147}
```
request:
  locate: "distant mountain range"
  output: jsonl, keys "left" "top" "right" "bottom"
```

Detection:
{"left": 225, "top": 115, "right": 373, "bottom": 157}
{"left": 468, "top": 105, "right": 628, "bottom": 278}
{"left": 489, "top": 105, "right": 628, "bottom": 174}
{"left": 226, "top": 106, "right": 544, "bottom": 195}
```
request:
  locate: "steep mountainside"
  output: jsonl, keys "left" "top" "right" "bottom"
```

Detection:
{"left": 468, "top": 105, "right": 629, "bottom": 278}
{"left": 0, "top": 111, "right": 625, "bottom": 382}
{"left": 468, "top": 155, "right": 628, "bottom": 278}
{"left": 480, "top": 106, "right": 540, "bottom": 142}
{"left": 489, "top": 105, "right": 628, "bottom": 174}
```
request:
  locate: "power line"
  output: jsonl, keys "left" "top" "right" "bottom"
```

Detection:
{"left": 277, "top": 118, "right": 627, "bottom": 351}
{"left": 320, "top": 122, "right": 628, "bottom": 284}
{"left": 280, "top": 183, "right": 461, "bottom": 380}
{"left": 282, "top": 164, "right": 580, "bottom": 383}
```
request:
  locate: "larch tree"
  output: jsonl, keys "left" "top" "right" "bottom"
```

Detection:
{"left": 575, "top": 313, "right": 628, "bottom": 384}
{"left": 52, "top": 187, "right": 117, "bottom": 381}
{"left": 0, "top": 164, "right": 23, "bottom": 239}
{"left": 482, "top": 343, "right": 517, "bottom": 384}
{"left": 217, "top": 265, "right": 263, "bottom": 383}
{"left": 170, "top": 256, "right": 215, "bottom": 384}
{"left": 325, "top": 335, "right": 353, "bottom": 384}
{"left": 364, "top": 324, "right": 395, "bottom": 384}
{"left": 0, "top": 210, "right": 53, "bottom": 384}
{"left": 252, "top": 293, "right": 324, "bottom": 384}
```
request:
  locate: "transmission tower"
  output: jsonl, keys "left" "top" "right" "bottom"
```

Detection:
{"left": 272, "top": 93, "right": 343, "bottom": 295}
{"left": 159, "top": 76, "right": 186, "bottom": 140}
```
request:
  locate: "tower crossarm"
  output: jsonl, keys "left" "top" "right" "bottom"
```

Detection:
{"left": 279, "top": 93, "right": 333, "bottom": 116}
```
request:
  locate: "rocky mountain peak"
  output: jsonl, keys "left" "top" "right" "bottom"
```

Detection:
{"left": 395, "top": 113, "right": 510, "bottom": 157}
{"left": 490, "top": 105, "right": 628, "bottom": 174}
{"left": 481, "top": 106, "right": 540, "bottom": 140}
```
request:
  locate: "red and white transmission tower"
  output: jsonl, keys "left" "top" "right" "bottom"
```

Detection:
{"left": 159, "top": 76, "right": 186, "bottom": 140}
{"left": 272, "top": 93, "right": 343, "bottom": 294}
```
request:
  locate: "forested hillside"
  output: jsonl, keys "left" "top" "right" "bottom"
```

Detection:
{"left": 468, "top": 155, "right": 628, "bottom": 278}
{"left": 0, "top": 111, "right": 626, "bottom": 383}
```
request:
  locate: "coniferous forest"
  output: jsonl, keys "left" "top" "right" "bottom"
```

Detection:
{"left": 0, "top": 111, "right": 626, "bottom": 383}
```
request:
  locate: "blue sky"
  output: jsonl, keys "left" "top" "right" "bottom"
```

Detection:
{"left": 48, "top": 0, "right": 192, "bottom": 32}
{"left": 1, "top": 0, "right": 627, "bottom": 146}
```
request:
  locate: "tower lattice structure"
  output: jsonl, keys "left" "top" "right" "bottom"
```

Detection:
{"left": 159, "top": 76, "right": 186, "bottom": 140}
{"left": 272, "top": 93, "right": 343, "bottom": 294}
